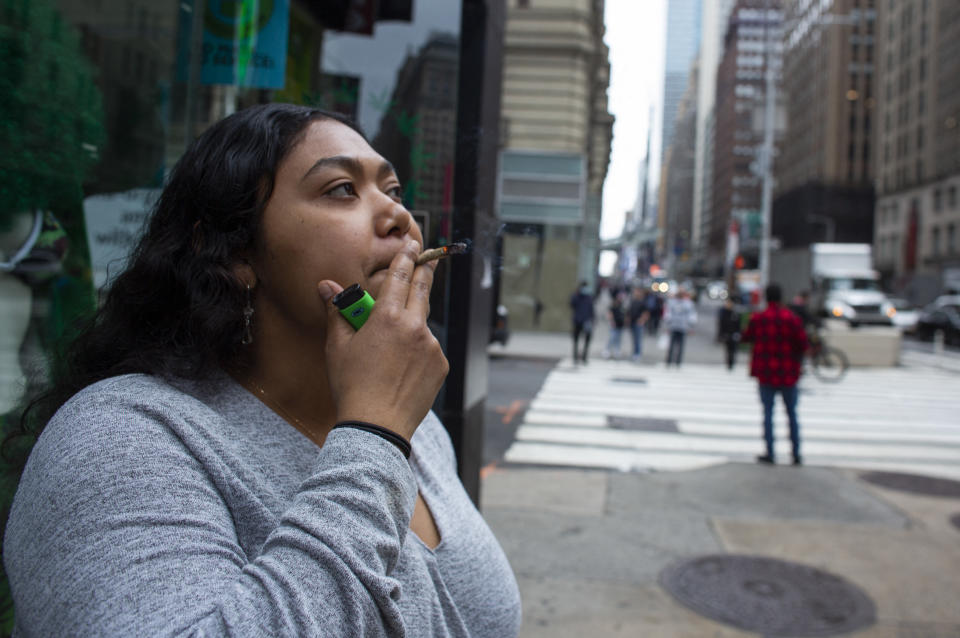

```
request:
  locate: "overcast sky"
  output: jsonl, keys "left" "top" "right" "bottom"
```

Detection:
{"left": 600, "top": 0, "right": 666, "bottom": 240}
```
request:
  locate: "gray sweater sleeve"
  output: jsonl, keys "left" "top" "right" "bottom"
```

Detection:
{"left": 4, "top": 384, "right": 419, "bottom": 637}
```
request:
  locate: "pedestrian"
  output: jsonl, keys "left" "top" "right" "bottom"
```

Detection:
{"left": 604, "top": 290, "right": 627, "bottom": 359}
{"left": 717, "top": 298, "right": 742, "bottom": 370}
{"left": 644, "top": 291, "right": 663, "bottom": 335}
{"left": 741, "top": 282, "right": 810, "bottom": 466}
{"left": 663, "top": 289, "right": 698, "bottom": 366}
{"left": 570, "top": 280, "right": 595, "bottom": 364}
{"left": 2, "top": 104, "right": 522, "bottom": 637}
{"left": 628, "top": 287, "right": 649, "bottom": 362}
{"left": 788, "top": 289, "right": 818, "bottom": 333}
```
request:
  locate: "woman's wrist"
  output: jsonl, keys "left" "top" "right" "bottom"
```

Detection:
{"left": 332, "top": 421, "right": 412, "bottom": 459}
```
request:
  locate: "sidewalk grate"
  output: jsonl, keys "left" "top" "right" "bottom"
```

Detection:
{"left": 606, "top": 415, "right": 678, "bottom": 432}
{"left": 659, "top": 554, "right": 876, "bottom": 636}
{"left": 859, "top": 471, "right": 960, "bottom": 498}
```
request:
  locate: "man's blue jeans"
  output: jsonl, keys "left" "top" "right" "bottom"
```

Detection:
{"left": 759, "top": 384, "right": 800, "bottom": 460}
{"left": 666, "top": 330, "right": 685, "bottom": 365}
{"left": 631, "top": 322, "right": 643, "bottom": 357}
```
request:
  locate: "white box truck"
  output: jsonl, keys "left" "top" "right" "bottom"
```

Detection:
{"left": 770, "top": 243, "right": 895, "bottom": 327}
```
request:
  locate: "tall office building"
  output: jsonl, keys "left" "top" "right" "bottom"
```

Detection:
{"left": 707, "top": 0, "right": 782, "bottom": 271}
{"left": 873, "top": 0, "right": 960, "bottom": 300}
{"left": 658, "top": 61, "right": 698, "bottom": 273}
{"left": 772, "top": 0, "right": 877, "bottom": 250}
{"left": 660, "top": 0, "right": 703, "bottom": 164}
{"left": 692, "top": 0, "right": 736, "bottom": 269}
{"left": 653, "top": 0, "right": 702, "bottom": 277}
{"left": 497, "top": 0, "right": 613, "bottom": 331}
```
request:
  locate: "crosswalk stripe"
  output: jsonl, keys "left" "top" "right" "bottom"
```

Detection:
{"left": 501, "top": 359, "right": 960, "bottom": 480}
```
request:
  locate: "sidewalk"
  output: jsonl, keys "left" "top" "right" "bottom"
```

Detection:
{"left": 482, "top": 463, "right": 960, "bottom": 637}
{"left": 482, "top": 329, "right": 960, "bottom": 636}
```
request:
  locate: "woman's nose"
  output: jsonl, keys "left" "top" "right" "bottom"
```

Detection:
{"left": 374, "top": 194, "right": 414, "bottom": 239}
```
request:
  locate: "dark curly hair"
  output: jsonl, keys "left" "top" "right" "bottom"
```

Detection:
{"left": 19, "top": 103, "right": 363, "bottom": 437}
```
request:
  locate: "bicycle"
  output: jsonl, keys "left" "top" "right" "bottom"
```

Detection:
{"left": 807, "top": 329, "right": 849, "bottom": 382}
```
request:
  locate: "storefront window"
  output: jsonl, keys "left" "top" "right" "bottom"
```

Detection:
{"left": 1, "top": 1, "right": 462, "bottom": 629}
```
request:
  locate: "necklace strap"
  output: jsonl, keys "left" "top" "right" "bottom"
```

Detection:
{"left": 332, "top": 421, "right": 412, "bottom": 459}
{"left": 247, "top": 380, "right": 324, "bottom": 446}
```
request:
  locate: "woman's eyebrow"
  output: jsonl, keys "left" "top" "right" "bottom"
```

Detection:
{"left": 300, "top": 156, "right": 398, "bottom": 183}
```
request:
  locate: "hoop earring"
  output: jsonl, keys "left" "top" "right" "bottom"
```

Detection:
{"left": 241, "top": 285, "right": 254, "bottom": 345}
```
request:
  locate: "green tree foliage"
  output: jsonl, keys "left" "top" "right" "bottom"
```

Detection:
{"left": 0, "top": 0, "right": 104, "bottom": 231}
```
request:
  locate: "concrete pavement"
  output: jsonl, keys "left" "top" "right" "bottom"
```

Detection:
{"left": 482, "top": 320, "right": 960, "bottom": 637}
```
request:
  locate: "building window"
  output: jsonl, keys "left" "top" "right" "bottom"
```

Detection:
{"left": 932, "top": 227, "right": 940, "bottom": 256}
{"left": 948, "top": 224, "right": 956, "bottom": 254}
{"left": 517, "top": 0, "right": 530, "bottom": 6}
{"left": 933, "top": 187, "right": 941, "bottom": 211}
{"left": 917, "top": 125, "right": 924, "bottom": 150}
{"left": 949, "top": 185, "right": 957, "bottom": 208}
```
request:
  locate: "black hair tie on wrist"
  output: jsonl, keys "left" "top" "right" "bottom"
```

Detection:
{"left": 332, "top": 421, "right": 412, "bottom": 459}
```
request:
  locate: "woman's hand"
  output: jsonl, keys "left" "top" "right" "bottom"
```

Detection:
{"left": 319, "top": 240, "right": 449, "bottom": 441}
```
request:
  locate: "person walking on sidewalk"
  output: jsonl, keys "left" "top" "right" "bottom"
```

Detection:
{"left": 604, "top": 290, "right": 627, "bottom": 359}
{"left": 741, "top": 283, "right": 810, "bottom": 465}
{"left": 716, "top": 298, "right": 742, "bottom": 370}
{"left": 644, "top": 291, "right": 663, "bottom": 336}
{"left": 570, "top": 281, "right": 595, "bottom": 364}
{"left": 628, "top": 287, "right": 650, "bottom": 362}
{"left": 663, "top": 289, "right": 697, "bottom": 366}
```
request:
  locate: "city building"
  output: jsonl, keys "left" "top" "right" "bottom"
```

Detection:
{"left": 706, "top": 0, "right": 783, "bottom": 273}
{"left": 772, "top": 0, "right": 877, "bottom": 252}
{"left": 497, "top": 0, "right": 613, "bottom": 331}
{"left": 873, "top": 0, "right": 960, "bottom": 301}
{"left": 660, "top": 0, "right": 703, "bottom": 172}
{"left": 650, "top": 0, "right": 702, "bottom": 278}
{"left": 372, "top": 33, "right": 459, "bottom": 239}
{"left": 658, "top": 61, "right": 698, "bottom": 276}
{"left": 692, "top": 0, "right": 737, "bottom": 271}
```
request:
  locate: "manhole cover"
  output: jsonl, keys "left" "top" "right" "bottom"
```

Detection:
{"left": 950, "top": 513, "right": 960, "bottom": 531}
{"left": 659, "top": 554, "right": 876, "bottom": 636}
{"left": 611, "top": 377, "right": 647, "bottom": 385}
{"left": 607, "top": 415, "right": 678, "bottom": 432}
{"left": 859, "top": 471, "right": 960, "bottom": 498}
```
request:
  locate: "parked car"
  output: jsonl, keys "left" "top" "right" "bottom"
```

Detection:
{"left": 914, "top": 304, "right": 960, "bottom": 346}
{"left": 887, "top": 297, "right": 920, "bottom": 333}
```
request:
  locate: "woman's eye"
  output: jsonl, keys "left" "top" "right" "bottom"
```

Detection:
{"left": 327, "top": 183, "right": 356, "bottom": 197}
{"left": 387, "top": 185, "right": 404, "bottom": 201}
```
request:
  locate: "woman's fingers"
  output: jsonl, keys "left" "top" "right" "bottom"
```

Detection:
{"left": 407, "top": 258, "right": 436, "bottom": 320}
{"left": 376, "top": 239, "right": 420, "bottom": 313}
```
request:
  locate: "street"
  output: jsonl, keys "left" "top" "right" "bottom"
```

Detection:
{"left": 481, "top": 298, "right": 960, "bottom": 637}
{"left": 485, "top": 298, "right": 960, "bottom": 480}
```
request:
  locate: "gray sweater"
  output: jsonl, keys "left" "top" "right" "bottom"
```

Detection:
{"left": 3, "top": 373, "right": 521, "bottom": 637}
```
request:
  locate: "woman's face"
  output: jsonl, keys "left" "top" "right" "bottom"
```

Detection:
{"left": 245, "top": 118, "right": 422, "bottom": 334}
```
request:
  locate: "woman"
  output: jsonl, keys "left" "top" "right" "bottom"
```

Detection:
{"left": 3, "top": 104, "right": 521, "bottom": 636}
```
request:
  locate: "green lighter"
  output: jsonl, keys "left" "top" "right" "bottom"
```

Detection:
{"left": 332, "top": 283, "right": 376, "bottom": 331}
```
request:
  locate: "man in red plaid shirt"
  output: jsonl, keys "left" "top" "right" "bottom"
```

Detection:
{"left": 741, "top": 283, "right": 810, "bottom": 465}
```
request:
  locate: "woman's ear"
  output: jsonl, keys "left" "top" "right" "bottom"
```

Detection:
{"left": 231, "top": 260, "right": 257, "bottom": 289}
